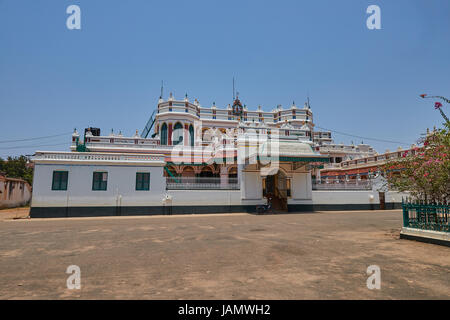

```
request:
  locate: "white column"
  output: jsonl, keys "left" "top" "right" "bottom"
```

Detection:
{"left": 220, "top": 166, "right": 228, "bottom": 187}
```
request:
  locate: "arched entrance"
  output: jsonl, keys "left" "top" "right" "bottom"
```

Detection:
{"left": 181, "top": 166, "right": 195, "bottom": 178}
{"left": 263, "top": 170, "right": 288, "bottom": 211}
{"left": 199, "top": 166, "right": 214, "bottom": 178}
{"left": 228, "top": 166, "right": 237, "bottom": 184}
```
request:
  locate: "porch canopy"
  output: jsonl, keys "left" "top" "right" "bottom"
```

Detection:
{"left": 255, "top": 140, "right": 329, "bottom": 176}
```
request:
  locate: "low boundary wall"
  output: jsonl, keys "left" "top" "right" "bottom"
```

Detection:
{"left": 30, "top": 190, "right": 406, "bottom": 218}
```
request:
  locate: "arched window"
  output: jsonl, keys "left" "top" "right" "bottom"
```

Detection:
{"left": 160, "top": 123, "right": 168, "bottom": 145}
{"left": 173, "top": 122, "right": 183, "bottom": 146}
{"left": 189, "top": 125, "right": 194, "bottom": 147}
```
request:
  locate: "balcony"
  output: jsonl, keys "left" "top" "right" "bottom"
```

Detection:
{"left": 166, "top": 177, "right": 239, "bottom": 190}
{"left": 312, "top": 179, "right": 372, "bottom": 190}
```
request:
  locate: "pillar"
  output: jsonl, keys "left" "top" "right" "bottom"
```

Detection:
{"left": 168, "top": 123, "right": 173, "bottom": 145}
{"left": 220, "top": 166, "right": 228, "bottom": 187}
{"left": 184, "top": 124, "right": 189, "bottom": 146}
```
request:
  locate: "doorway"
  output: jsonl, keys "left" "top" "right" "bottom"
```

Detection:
{"left": 379, "top": 192, "right": 385, "bottom": 210}
{"left": 263, "top": 171, "right": 288, "bottom": 211}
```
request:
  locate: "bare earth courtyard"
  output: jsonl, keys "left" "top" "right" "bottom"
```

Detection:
{"left": 0, "top": 209, "right": 449, "bottom": 299}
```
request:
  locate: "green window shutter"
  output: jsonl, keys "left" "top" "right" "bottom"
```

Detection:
{"left": 52, "top": 171, "right": 58, "bottom": 190}
{"left": 93, "top": 172, "right": 107, "bottom": 191}
{"left": 136, "top": 172, "right": 142, "bottom": 190}
{"left": 136, "top": 172, "right": 150, "bottom": 191}
{"left": 52, "top": 171, "right": 68, "bottom": 191}
{"left": 143, "top": 172, "right": 150, "bottom": 190}
{"left": 60, "top": 172, "right": 68, "bottom": 190}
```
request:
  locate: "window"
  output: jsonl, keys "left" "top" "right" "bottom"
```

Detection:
{"left": 173, "top": 122, "right": 183, "bottom": 145}
{"left": 161, "top": 123, "right": 168, "bottom": 145}
{"left": 52, "top": 171, "right": 68, "bottom": 190}
{"left": 92, "top": 172, "right": 108, "bottom": 191}
{"left": 136, "top": 172, "right": 150, "bottom": 191}
{"left": 189, "top": 125, "right": 194, "bottom": 147}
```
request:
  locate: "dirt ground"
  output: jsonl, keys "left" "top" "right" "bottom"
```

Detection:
{"left": 0, "top": 209, "right": 449, "bottom": 299}
{"left": 0, "top": 207, "right": 30, "bottom": 220}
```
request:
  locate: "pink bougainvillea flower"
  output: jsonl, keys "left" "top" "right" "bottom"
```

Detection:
{"left": 420, "top": 94, "right": 427, "bottom": 98}
{"left": 435, "top": 102, "right": 443, "bottom": 109}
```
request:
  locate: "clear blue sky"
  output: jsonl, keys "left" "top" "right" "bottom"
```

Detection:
{"left": 0, "top": 0, "right": 449, "bottom": 158}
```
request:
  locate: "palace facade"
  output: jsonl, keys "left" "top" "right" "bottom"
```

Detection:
{"left": 30, "top": 93, "right": 403, "bottom": 218}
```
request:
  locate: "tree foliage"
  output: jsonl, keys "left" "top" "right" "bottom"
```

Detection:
{"left": 0, "top": 155, "right": 33, "bottom": 185}
{"left": 384, "top": 96, "right": 450, "bottom": 202}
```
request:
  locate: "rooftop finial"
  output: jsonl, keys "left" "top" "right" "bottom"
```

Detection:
{"left": 233, "top": 77, "right": 235, "bottom": 100}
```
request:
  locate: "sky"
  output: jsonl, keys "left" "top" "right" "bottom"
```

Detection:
{"left": 0, "top": 0, "right": 449, "bottom": 158}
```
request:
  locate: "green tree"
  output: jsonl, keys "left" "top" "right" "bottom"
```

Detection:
{"left": 384, "top": 95, "right": 450, "bottom": 202}
{"left": 0, "top": 155, "right": 34, "bottom": 185}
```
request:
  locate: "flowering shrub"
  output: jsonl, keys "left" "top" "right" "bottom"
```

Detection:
{"left": 384, "top": 95, "right": 450, "bottom": 202}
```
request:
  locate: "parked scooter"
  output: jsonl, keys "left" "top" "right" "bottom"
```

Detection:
{"left": 256, "top": 197, "right": 272, "bottom": 215}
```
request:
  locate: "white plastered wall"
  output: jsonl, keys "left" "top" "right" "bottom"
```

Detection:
{"left": 32, "top": 164, "right": 165, "bottom": 207}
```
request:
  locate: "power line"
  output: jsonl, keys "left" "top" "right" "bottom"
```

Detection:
{"left": 0, "top": 142, "right": 69, "bottom": 150}
{"left": 315, "top": 125, "right": 412, "bottom": 146}
{"left": 0, "top": 132, "right": 72, "bottom": 144}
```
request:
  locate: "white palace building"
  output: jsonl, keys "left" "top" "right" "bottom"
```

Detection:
{"left": 30, "top": 94, "right": 404, "bottom": 217}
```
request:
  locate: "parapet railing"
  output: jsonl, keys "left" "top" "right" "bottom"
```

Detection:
{"left": 33, "top": 152, "right": 165, "bottom": 163}
{"left": 312, "top": 179, "right": 372, "bottom": 190}
{"left": 166, "top": 177, "right": 240, "bottom": 190}
{"left": 402, "top": 199, "right": 450, "bottom": 232}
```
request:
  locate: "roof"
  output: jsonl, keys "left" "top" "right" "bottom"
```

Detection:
{"left": 257, "top": 140, "right": 329, "bottom": 162}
